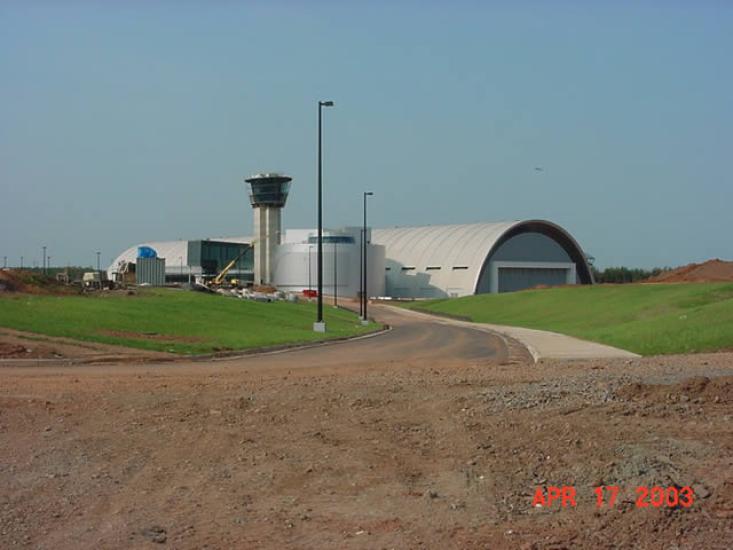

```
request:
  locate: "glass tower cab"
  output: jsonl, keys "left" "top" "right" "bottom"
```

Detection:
{"left": 245, "top": 173, "right": 293, "bottom": 208}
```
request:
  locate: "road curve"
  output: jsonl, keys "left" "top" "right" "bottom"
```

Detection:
{"left": 0, "top": 304, "right": 525, "bottom": 377}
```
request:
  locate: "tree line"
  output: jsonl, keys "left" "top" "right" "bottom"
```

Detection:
{"left": 591, "top": 266, "right": 671, "bottom": 284}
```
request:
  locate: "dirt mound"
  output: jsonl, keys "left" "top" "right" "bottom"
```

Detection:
{"left": 252, "top": 284, "right": 278, "bottom": 293}
{"left": 0, "top": 269, "right": 77, "bottom": 295}
{"left": 616, "top": 375, "right": 733, "bottom": 404}
{"left": 647, "top": 259, "right": 733, "bottom": 283}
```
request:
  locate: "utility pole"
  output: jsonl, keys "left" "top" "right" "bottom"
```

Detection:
{"left": 308, "top": 245, "right": 313, "bottom": 291}
{"left": 362, "top": 192, "right": 374, "bottom": 323}
{"left": 314, "top": 99, "right": 334, "bottom": 333}
{"left": 359, "top": 229, "right": 363, "bottom": 317}
{"left": 333, "top": 240, "right": 338, "bottom": 307}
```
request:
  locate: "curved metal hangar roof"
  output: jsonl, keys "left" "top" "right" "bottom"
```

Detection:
{"left": 371, "top": 220, "right": 593, "bottom": 298}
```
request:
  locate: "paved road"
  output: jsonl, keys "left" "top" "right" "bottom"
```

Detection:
{"left": 394, "top": 306, "right": 641, "bottom": 362}
{"left": 221, "top": 304, "right": 514, "bottom": 368}
{"left": 0, "top": 304, "right": 518, "bottom": 377}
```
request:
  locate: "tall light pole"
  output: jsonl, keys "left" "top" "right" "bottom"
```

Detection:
{"left": 315, "top": 99, "right": 334, "bottom": 333}
{"left": 96, "top": 251, "right": 101, "bottom": 272}
{"left": 308, "top": 245, "right": 312, "bottom": 291}
{"left": 333, "top": 239, "right": 338, "bottom": 307}
{"left": 359, "top": 230, "right": 363, "bottom": 317}
{"left": 362, "top": 191, "right": 374, "bottom": 322}
{"left": 2, "top": 256, "right": 6, "bottom": 269}
{"left": 42, "top": 246, "right": 47, "bottom": 274}
{"left": 20, "top": 256, "right": 24, "bottom": 269}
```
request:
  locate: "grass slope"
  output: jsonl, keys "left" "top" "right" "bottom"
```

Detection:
{"left": 405, "top": 283, "right": 733, "bottom": 355}
{"left": 0, "top": 289, "right": 377, "bottom": 354}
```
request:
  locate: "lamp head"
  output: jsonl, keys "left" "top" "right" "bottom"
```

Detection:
{"left": 319, "top": 100, "right": 334, "bottom": 107}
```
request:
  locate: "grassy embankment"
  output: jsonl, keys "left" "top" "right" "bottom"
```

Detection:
{"left": 0, "top": 288, "right": 378, "bottom": 354}
{"left": 403, "top": 282, "right": 733, "bottom": 355}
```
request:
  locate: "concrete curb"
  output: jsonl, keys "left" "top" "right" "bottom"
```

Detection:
{"left": 388, "top": 305, "right": 639, "bottom": 363}
{"left": 193, "top": 324, "right": 392, "bottom": 363}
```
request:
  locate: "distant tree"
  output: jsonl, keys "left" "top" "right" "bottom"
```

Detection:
{"left": 592, "top": 266, "right": 671, "bottom": 284}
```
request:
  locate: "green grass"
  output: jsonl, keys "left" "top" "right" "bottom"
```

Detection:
{"left": 0, "top": 288, "right": 379, "bottom": 355}
{"left": 402, "top": 283, "right": 733, "bottom": 355}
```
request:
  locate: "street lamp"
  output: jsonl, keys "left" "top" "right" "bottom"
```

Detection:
{"left": 315, "top": 99, "right": 334, "bottom": 333}
{"left": 359, "top": 231, "right": 363, "bottom": 317}
{"left": 362, "top": 191, "right": 374, "bottom": 323}
{"left": 333, "top": 239, "right": 338, "bottom": 307}
{"left": 96, "top": 251, "right": 101, "bottom": 272}
{"left": 308, "top": 244, "right": 313, "bottom": 291}
{"left": 20, "top": 256, "right": 24, "bottom": 269}
{"left": 42, "top": 246, "right": 47, "bottom": 274}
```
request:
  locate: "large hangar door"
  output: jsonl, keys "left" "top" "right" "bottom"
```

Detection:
{"left": 488, "top": 261, "right": 577, "bottom": 293}
{"left": 479, "top": 231, "right": 583, "bottom": 294}
{"left": 497, "top": 266, "right": 569, "bottom": 293}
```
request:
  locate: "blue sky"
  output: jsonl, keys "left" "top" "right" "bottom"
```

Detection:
{"left": 1, "top": 0, "right": 731, "bottom": 269}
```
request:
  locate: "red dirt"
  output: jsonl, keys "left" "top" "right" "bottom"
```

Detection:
{"left": 2, "top": 348, "right": 733, "bottom": 548}
{"left": 647, "top": 259, "right": 733, "bottom": 283}
{"left": 616, "top": 375, "right": 733, "bottom": 405}
{"left": 0, "top": 329, "right": 175, "bottom": 363}
{"left": 0, "top": 343, "right": 29, "bottom": 358}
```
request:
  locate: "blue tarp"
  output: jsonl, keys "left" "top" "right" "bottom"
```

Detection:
{"left": 137, "top": 246, "right": 158, "bottom": 259}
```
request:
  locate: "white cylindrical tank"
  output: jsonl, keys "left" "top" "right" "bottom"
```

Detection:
{"left": 272, "top": 229, "right": 385, "bottom": 298}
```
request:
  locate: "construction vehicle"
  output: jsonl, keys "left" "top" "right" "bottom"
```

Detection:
{"left": 210, "top": 249, "right": 249, "bottom": 287}
{"left": 113, "top": 260, "right": 136, "bottom": 285}
{"left": 82, "top": 271, "right": 113, "bottom": 290}
{"left": 55, "top": 270, "right": 70, "bottom": 284}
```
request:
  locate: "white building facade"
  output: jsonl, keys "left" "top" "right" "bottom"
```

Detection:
{"left": 372, "top": 220, "right": 593, "bottom": 298}
{"left": 108, "top": 220, "right": 592, "bottom": 298}
{"left": 272, "top": 227, "right": 386, "bottom": 298}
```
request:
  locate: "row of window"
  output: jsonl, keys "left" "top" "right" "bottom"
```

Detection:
{"left": 306, "top": 236, "right": 356, "bottom": 244}
{"left": 385, "top": 266, "right": 469, "bottom": 272}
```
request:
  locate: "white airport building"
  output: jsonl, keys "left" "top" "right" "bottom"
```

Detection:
{"left": 109, "top": 173, "right": 594, "bottom": 297}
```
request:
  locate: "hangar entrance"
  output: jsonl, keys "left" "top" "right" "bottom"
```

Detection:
{"left": 476, "top": 231, "right": 581, "bottom": 294}
{"left": 496, "top": 264, "right": 574, "bottom": 293}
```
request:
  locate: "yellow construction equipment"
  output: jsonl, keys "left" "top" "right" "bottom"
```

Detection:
{"left": 211, "top": 249, "right": 248, "bottom": 286}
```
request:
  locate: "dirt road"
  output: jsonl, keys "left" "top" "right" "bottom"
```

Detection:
{"left": 1, "top": 306, "right": 732, "bottom": 548}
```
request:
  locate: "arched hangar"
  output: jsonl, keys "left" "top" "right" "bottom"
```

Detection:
{"left": 371, "top": 220, "right": 593, "bottom": 298}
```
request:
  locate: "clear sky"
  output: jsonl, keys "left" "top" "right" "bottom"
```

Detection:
{"left": 1, "top": 0, "right": 731, "bottom": 269}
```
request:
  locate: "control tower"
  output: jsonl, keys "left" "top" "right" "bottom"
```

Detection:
{"left": 244, "top": 173, "right": 293, "bottom": 285}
